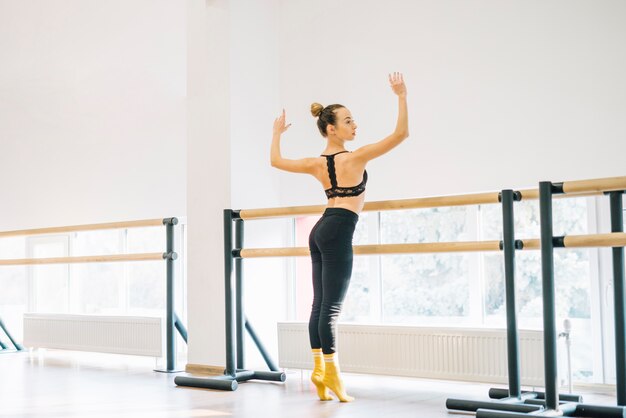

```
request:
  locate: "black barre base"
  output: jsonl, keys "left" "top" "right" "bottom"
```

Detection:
{"left": 174, "top": 370, "right": 286, "bottom": 391}
{"left": 475, "top": 402, "right": 577, "bottom": 418}
{"left": 475, "top": 402, "right": 626, "bottom": 418}
{"left": 447, "top": 388, "right": 626, "bottom": 418}
{"left": 446, "top": 397, "right": 543, "bottom": 414}
{"left": 489, "top": 388, "right": 583, "bottom": 403}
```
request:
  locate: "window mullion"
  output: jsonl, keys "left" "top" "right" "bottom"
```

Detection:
{"left": 468, "top": 205, "right": 483, "bottom": 326}
{"left": 372, "top": 212, "right": 382, "bottom": 323}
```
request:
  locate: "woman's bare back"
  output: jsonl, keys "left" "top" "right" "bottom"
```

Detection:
{"left": 311, "top": 152, "right": 367, "bottom": 214}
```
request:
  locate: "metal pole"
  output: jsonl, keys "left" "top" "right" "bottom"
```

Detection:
{"left": 245, "top": 318, "right": 279, "bottom": 371}
{"left": 609, "top": 191, "right": 626, "bottom": 405}
{"left": 501, "top": 190, "right": 521, "bottom": 398}
{"left": 539, "top": 181, "right": 559, "bottom": 411}
{"left": 174, "top": 313, "right": 188, "bottom": 343}
{"left": 164, "top": 217, "right": 178, "bottom": 372}
{"left": 224, "top": 210, "right": 236, "bottom": 377}
{"left": 559, "top": 319, "right": 573, "bottom": 393}
{"left": 235, "top": 219, "right": 245, "bottom": 370}
{"left": 0, "top": 318, "right": 23, "bottom": 350}
{"left": 566, "top": 331, "right": 573, "bottom": 393}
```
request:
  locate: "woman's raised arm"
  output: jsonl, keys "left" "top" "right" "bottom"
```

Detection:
{"left": 352, "top": 73, "right": 409, "bottom": 163}
{"left": 270, "top": 109, "right": 318, "bottom": 174}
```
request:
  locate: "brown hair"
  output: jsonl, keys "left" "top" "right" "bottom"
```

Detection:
{"left": 310, "top": 103, "right": 345, "bottom": 137}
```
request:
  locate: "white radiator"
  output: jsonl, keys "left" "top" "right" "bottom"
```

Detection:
{"left": 24, "top": 313, "right": 162, "bottom": 357}
{"left": 278, "top": 322, "right": 544, "bottom": 386}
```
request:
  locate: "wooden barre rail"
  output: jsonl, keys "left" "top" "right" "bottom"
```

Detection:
{"left": 518, "top": 190, "right": 603, "bottom": 201}
{"left": 238, "top": 232, "right": 626, "bottom": 258}
{"left": 520, "top": 233, "right": 626, "bottom": 250}
{"left": 238, "top": 240, "right": 502, "bottom": 258}
{"left": 518, "top": 176, "right": 626, "bottom": 200}
{"left": 0, "top": 219, "right": 167, "bottom": 239}
{"left": 238, "top": 176, "right": 626, "bottom": 220}
{"left": 561, "top": 176, "right": 626, "bottom": 195}
{"left": 239, "top": 193, "right": 501, "bottom": 220}
{"left": 0, "top": 253, "right": 166, "bottom": 266}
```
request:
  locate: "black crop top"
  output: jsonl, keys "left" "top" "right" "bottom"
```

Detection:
{"left": 321, "top": 151, "right": 368, "bottom": 199}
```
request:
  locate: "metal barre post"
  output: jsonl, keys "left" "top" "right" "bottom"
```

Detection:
{"left": 539, "top": 181, "right": 559, "bottom": 411}
{"left": 245, "top": 318, "right": 279, "bottom": 371}
{"left": 235, "top": 219, "right": 245, "bottom": 370}
{"left": 610, "top": 191, "right": 626, "bottom": 406}
{"left": 155, "top": 217, "right": 181, "bottom": 373}
{"left": 165, "top": 218, "right": 176, "bottom": 371}
{"left": 501, "top": 190, "right": 521, "bottom": 399}
{"left": 224, "top": 210, "right": 236, "bottom": 377}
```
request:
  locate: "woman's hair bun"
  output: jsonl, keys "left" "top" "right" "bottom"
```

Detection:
{"left": 310, "top": 102, "right": 324, "bottom": 118}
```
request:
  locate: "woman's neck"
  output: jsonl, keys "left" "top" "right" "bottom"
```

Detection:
{"left": 323, "top": 138, "right": 346, "bottom": 155}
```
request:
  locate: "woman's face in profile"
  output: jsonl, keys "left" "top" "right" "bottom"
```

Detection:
{"left": 331, "top": 107, "right": 357, "bottom": 141}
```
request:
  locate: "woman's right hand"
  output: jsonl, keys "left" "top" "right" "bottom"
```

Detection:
{"left": 273, "top": 109, "right": 292, "bottom": 137}
{"left": 389, "top": 72, "right": 406, "bottom": 98}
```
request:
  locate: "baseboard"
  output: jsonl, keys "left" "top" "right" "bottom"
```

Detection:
{"left": 185, "top": 363, "right": 226, "bottom": 376}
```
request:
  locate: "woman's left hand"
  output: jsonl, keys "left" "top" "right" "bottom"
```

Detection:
{"left": 273, "top": 109, "right": 292, "bottom": 137}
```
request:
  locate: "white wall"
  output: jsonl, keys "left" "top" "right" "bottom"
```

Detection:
{"left": 0, "top": 1, "right": 187, "bottom": 230}
{"left": 185, "top": 0, "right": 231, "bottom": 366}
{"left": 229, "top": 0, "right": 292, "bottom": 370}
{"left": 230, "top": 0, "right": 281, "bottom": 211}
{"left": 276, "top": 0, "right": 626, "bottom": 206}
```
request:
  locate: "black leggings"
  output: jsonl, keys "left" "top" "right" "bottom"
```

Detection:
{"left": 308, "top": 207, "right": 359, "bottom": 354}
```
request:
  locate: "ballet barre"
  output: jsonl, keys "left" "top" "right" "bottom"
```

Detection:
{"left": 0, "top": 218, "right": 185, "bottom": 372}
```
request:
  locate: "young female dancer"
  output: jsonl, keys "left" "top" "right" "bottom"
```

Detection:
{"left": 270, "top": 73, "right": 408, "bottom": 402}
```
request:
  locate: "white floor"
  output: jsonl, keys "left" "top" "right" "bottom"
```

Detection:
{"left": 0, "top": 350, "right": 620, "bottom": 418}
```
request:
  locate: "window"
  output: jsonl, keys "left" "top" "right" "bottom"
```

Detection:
{"left": 380, "top": 207, "right": 472, "bottom": 323}
{"left": 480, "top": 198, "right": 593, "bottom": 382}
{"left": 29, "top": 236, "right": 70, "bottom": 313}
{"left": 0, "top": 222, "right": 186, "bottom": 345}
{"left": 70, "top": 230, "right": 124, "bottom": 314}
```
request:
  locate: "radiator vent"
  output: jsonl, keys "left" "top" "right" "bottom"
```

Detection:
{"left": 24, "top": 313, "right": 162, "bottom": 357}
{"left": 278, "top": 322, "right": 544, "bottom": 385}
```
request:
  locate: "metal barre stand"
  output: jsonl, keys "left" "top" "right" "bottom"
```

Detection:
{"left": 155, "top": 217, "right": 189, "bottom": 373}
{"left": 174, "top": 210, "right": 285, "bottom": 391}
{"left": 0, "top": 316, "right": 24, "bottom": 354}
{"left": 446, "top": 185, "right": 626, "bottom": 417}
